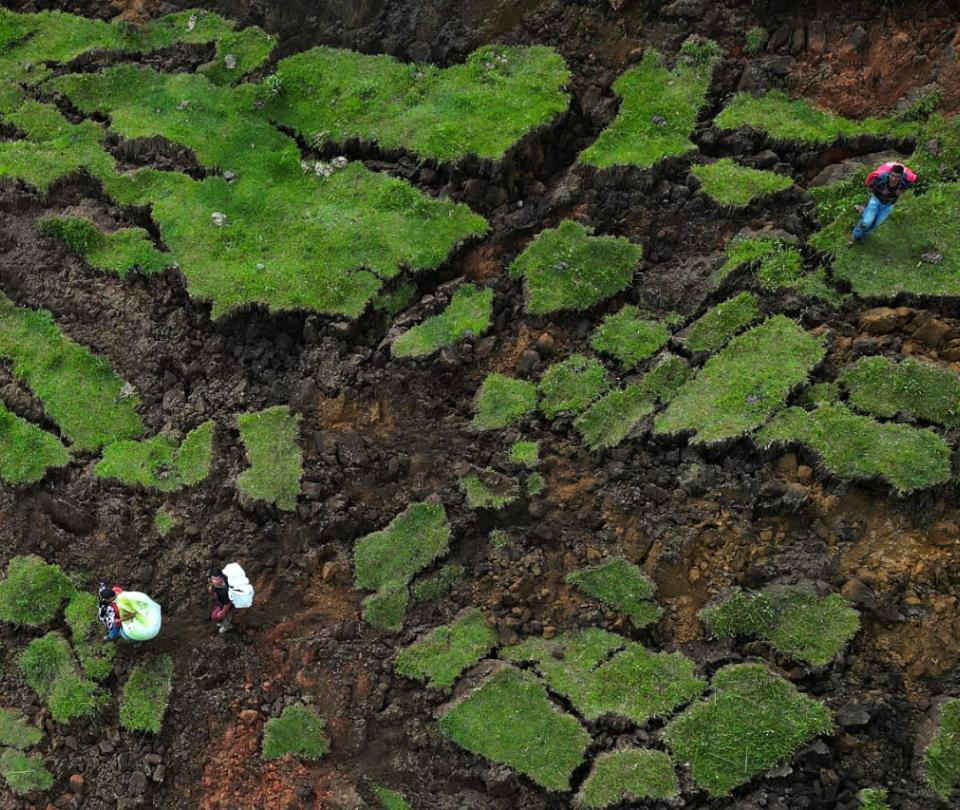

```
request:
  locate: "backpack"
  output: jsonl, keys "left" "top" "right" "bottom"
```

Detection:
{"left": 222, "top": 563, "right": 254, "bottom": 609}
{"left": 865, "top": 162, "right": 917, "bottom": 187}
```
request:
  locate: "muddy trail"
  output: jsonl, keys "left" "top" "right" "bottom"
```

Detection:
{"left": 2, "top": 0, "right": 960, "bottom": 809}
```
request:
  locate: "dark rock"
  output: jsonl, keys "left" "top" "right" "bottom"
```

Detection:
{"left": 129, "top": 771, "right": 148, "bottom": 794}
{"left": 516, "top": 349, "right": 541, "bottom": 374}
{"left": 29, "top": 493, "right": 95, "bottom": 534}
{"left": 836, "top": 702, "right": 872, "bottom": 728}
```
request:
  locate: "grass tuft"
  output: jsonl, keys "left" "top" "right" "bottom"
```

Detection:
{"left": 591, "top": 306, "right": 669, "bottom": 368}
{"left": 566, "top": 558, "right": 662, "bottom": 628}
{"left": 539, "top": 354, "right": 611, "bottom": 418}
{"left": 262, "top": 704, "right": 329, "bottom": 762}
{"left": 681, "top": 292, "right": 760, "bottom": 354}
{"left": 20, "top": 632, "right": 105, "bottom": 723}
{"left": 236, "top": 406, "right": 302, "bottom": 510}
{"left": 0, "top": 709, "right": 42, "bottom": 750}
{"left": 693, "top": 158, "right": 793, "bottom": 206}
{"left": 362, "top": 583, "right": 409, "bottom": 632}
{"left": 412, "top": 564, "right": 464, "bottom": 603}
{"left": 95, "top": 421, "right": 214, "bottom": 491}
{"left": 577, "top": 749, "right": 679, "bottom": 808}
{"left": 0, "top": 749, "right": 53, "bottom": 796}
{"left": 394, "top": 608, "right": 496, "bottom": 688}
{"left": 119, "top": 655, "right": 173, "bottom": 733}
{"left": 460, "top": 469, "right": 519, "bottom": 509}
{"left": 472, "top": 373, "right": 538, "bottom": 430}
{"left": 858, "top": 788, "right": 891, "bottom": 810}
{"left": 638, "top": 353, "right": 692, "bottom": 403}
{"left": 841, "top": 356, "right": 960, "bottom": 427}
{"left": 153, "top": 508, "right": 175, "bottom": 537}
{"left": 0, "top": 555, "right": 73, "bottom": 627}
{"left": 0, "top": 404, "right": 70, "bottom": 485}
{"left": 508, "top": 440, "right": 539, "bottom": 466}
{"left": 574, "top": 385, "right": 653, "bottom": 449}
{"left": 65, "top": 591, "right": 116, "bottom": 681}
{"left": 924, "top": 698, "right": 960, "bottom": 802}
{"left": 40, "top": 216, "right": 170, "bottom": 277}
{"left": 372, "top": 785, "right": 411, "bottom": 810}
{"left": 391, "top": 285, "right": 492, "bottom": 358}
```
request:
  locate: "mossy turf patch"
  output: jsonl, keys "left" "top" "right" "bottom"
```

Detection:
{"left": 0, "top": 555, "right": 73, "bottom": 627}
{"left": 719, "top": 236, "right": 843, "bottom": 304}
{"left": 0, "top": 295, "right": 143, "bottom": 451}
{"left": 20, "top": 632, "right": 105, "bottom": 724}
{"left": 0, "top": 710, "right": 42, "bottom": 750}
{"left": 924, "top": 698, "right": 960, "bottom": 802}
{"left": 262, "top": 704, "right": 329, "bottom": 762}
{"left": 580, "top": 47, "right": 717, "bottom": 169}
{"left": 758, "top": 403, "right": 951, "bottom": 492}
{"left": 439, "top": 665, "right": 589, "bottom": 791}
{"left": 681, "top": 292, "right": 760, "bottom": 354}
{"left": 539, "top": 355, "right": 611, "bottom": 418}
{"left": 411, "top": 564, "right": 464, "bottom": 603}
{"left": 472, "top": 373, "right": 538, "bottom": 430}
{"left": 260, "top": 44, "right": 570, "bottom": 162}
{"left": 798, "top": 382, "right": 840, "bottom": 408}
{"left": 236, "top": 406, "right": 302, "bottom": 510}
{"left": 575, "top": 385, "right": 654, "bottom": 449}
{"left": 394, "top": 609, "right": 496, "bottom": 688}
{"left": 40, "top": 217, "right": 170, "bottom": 277}
{"left": 577, "top": 749, "right": 679, "bottom": 808}
{"left": 95, "top": 421, "right": 214, "bottom": 491}
{"left": 639, "top": 353, "right": 693, "bottom": 403}
{"left": 153, "top": 508, "right": 175, "bottom": 537}
{"left": 693, "top": 158, "right": 793, "bottom": 206}
{"left": 460, "top": 469, "right": 519, "bottom": 509}
{"left": 526, "top": 470, "right": 546, "bottom": 496}
{"left": 65, "top": 591, "right": 116, "bottom": 681}
{"left": 372, "top": 785, "right": 411, "bottom": 810}
{"left": 509, "top": 220, "right": 643, "bottom": 315}
{"left": 508, "top": 440, "right": 539, "bottom": 466}
{"left": 664, "top": 663, "right": 833, "bottom": 796}
{"left": 716, "top": 234, "right": 782, "bottom": 281}
{"left": 655, "top": 316, "right": 825, "bottom": 444}
{"left": 841, "top": 356, "right": 960, "bottom": 427}
{"left": 858, "top": 788, "right": 891, "bottom": 810}
{"left": 566, "top": 558, "right": 662, "bottom": 628}
{"left": 0, "top": 749, "right": 53, "bottom": 796}
{"left": 392, "top": 285, "right": 492, "bottom": 358}
{"left": 700, "top": 587, "right": 860, "bottom": 666}
{"left": 0, "top": 404, "right": 70, "bottom": 485}
{"left": 362, "top": 584, "right": 409, "bottom": 632}
{"left": 591, "top": 306, "right": 669, "bottom": 368}
{"left": 119, "top": 655, "right": 173, "bottom": 733}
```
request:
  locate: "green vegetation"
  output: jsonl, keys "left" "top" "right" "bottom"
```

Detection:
{"left": 262, "top": 704, "right": 329, "bottom": 762}
{"left": 699, "top": 587, "right": 860, "bottom": 665}
{"left": 638, "top": 353, "right": 692, "bottom": 403}
{"left": 439, "top": 665, "right": 589, "bottom": 791}
{"left": 0, "top": 710, "right": 42, "bottom": 750}
{"left": 394, "top": 609, "right": 496, "bottom": 688}
{"left": 693, "top": 158, "right": 793, "bottom": 206}
{"left": 924, "top": 698, "right": 960, "bottom": 802}
{"left": 154, "top": 508, "right": 175, "bottom": 537}
{"left": 508, "top": 440, "right": 539, "bottom": 466}
{"left": 391, "top": 285, "right": 493, "bottom": 358}
{"left": 841, "top": 356, "right": 960, "bottom": 427}
{"left": 0, "top": 555, "right": 73, "bottom": 627}
{"left": 20, "top": 633, "right": 105, "bottom": 723}
{"left": 745, "top": 26, "right": 767, "bottom": 54}
{"left": 0, "top": 404, "right": 70, "bottom": 485}
{"left": 682, "top": 292, "right": 760, "bottom": 353}
{"left": 718, "top": 236, "right": 842, "bottom": 304}
{"left": 581, "top": 47, "right": 718, "bottom": 169}
{"left": 48, "top": 671, "right": 107, "bottom": 724}
{"left": 119, "top": 656, "right": 173, "bottom": 733}
{"left": 65, "top": 591, "right": 115, "bottom": 681}
{"left": 717, "top": 234, "right": 781, "bottom": 280}
{"left": 460, "top": 469, "right": 519, "bottom": 509}
{"left": 0, "top": 295, "right": 143, "bottom": 451}
{"left": 664, "top": 663, "right": 833, "bottom": 796}
{"left": 566, "top": 558, "right": 662, "bottom": 628}
{"left": 798, "top": 382, "right": 840, "bottom": 408}
{"left": 591, "top": 306, "right": 669, "bottom": 368}
{"left": 539, "top": 355, "right": 611, "bottom": 418}
{"left": 655, "top": 316, "right": 825, "bottom": 444}
{"left": 236, "top": 406, "right": 302, "bottom": 510}
{"left": 577, "top": 749, "right": 679, "bottom": 808}
{"left": 40, "top": 217, "right": 170, "bottom": 277}
{"left": 758, "top": 403, "right": 952, "bottom": 492}
{"left": 509, "top": 221, "right": 643, "bottom": 315}
{"left": 362, "top": 584, "right": 410, "bottom": 632}
{"left": 412, "top": 564, "right": 464, "bottom": 603}
{"left": 260, "top": 45, "right": 570, "bottom": 162}
{"left": 575, "top": 385, "right": 653, "bottom": 449}
{"left": 0, "top": 749, "right": 53, "bottom": 796}
{"left": 472, "top": 373, "right": 538, "bottom": 430}
{"left": 527, "top": 471, "right": 546, "bottom": 496}
{"left": 372, "top": 785, "right": 411, "bottom": 810}
{"left": 96, "top": 421, "right": 214, "bottom": 491}
{"left": 858, "top": 788, "right": 891, "bottom": 810}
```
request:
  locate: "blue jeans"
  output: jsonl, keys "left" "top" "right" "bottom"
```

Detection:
{"left": 852, "top": 195, "right": 893, "bottom": 239}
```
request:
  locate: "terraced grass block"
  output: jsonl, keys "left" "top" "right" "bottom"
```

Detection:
{"left": 394, "top": 609, "right": 496, "bottom": 688}
{"left": 539, "top": 355, "right": 611, "bottom": 418}
{"left": 924, "top": 698, "right": 960, "bottom": 802}
{"left": 372, "top": 785, "right": 411, "bottom": 810}
{"left": 758, "top": 403, "right": 951, "bottom": 492}
{"left": 153, "top": 508, "right": 175, "bottom": 537}
{"left": 508, "top": 440, "right": 539, "bottom": 466}
{"left": 575, "top": 385, "right": 653, "bottom": 449}
{"left": 392, "top": 285, "right": 492, "bottom": 358}
{"left": 577, "top": 749, "right": 679, "bottom": 808}
{"left": 362, "top": 583, "right": 409, "bottom": 632}
{"left": 858, "top": 788, "right": 890, "bottom": 810}
{"left": 262, "top": 704, "right": 329, "bottom": 762}
{"left": 797, "top": 382, "right": 840, "bottom": 408}
{"left": 96, "top": 421, "right": 214, "bottom": 491}
{"left": 48, "top": 670, "right": 107, "bottom": 723}
{"left": 460, "top": 469, "right": 519, "bottom": 509}
{"left": 841, "top": 356, "right": 960, "bottom": 427}
{"left": 472, "top": 374, "right": 538, "bottom": 430}
{"left": 0, "top": 709, "right": 42, "bottom": 750}
{"left": 120, "top": 655, "right": 173, "bottom": 733}
{"left": 580, "top": 48, "right": 717, "bottom": 169}
{"left": 566, "top": 558, "right": 662, "bottom": 628}
{"left": 591, "top": 306, "right": 669, "bottom": 368}
{"left": 693, "top": 158, "right": 793, "bottom": 206}
{"left": 716, "top": 235, "right": 781, "bottom": 282}
{"left": 0, "top": 404, "right": 70, "bottom": 485}
{"left": 41, "top": 216, "right": 169, "bottom": 277}
{"left": 699, "top": 587, "right": 860, "bottom": 666}
{"left": 509, "top": 220, "right": 643, "bottom": 315}
{"left": 439, "top": 665, "right": 589, "bottom": 791}
{"left": 260, "top": 44, "right": 569, "bottom": 162}
{"left": 664, "top": 663, "right": 833, "bottom": 796}
{"left": 0, "top": 749, "right": 53, "bottom": 796}
{"left": 655, "top": 316, "right": 825, "bottom": 444}
{"left": 681, "top": 292, "right": 760, "bottom": 354}
{"left": 0, "top": 556, "right": 73, "bottom": 627}
{"left": 20, "top": 633, "right": 105, "bottom": 724}
{"left": 196, "top": 24, "right": 277, "bottom": 86}
{"left": 638, "top": 353, "right": 692, "bottom": 403}
{"left": 412, "top": 564, "right": 464, "bottom": 603}
{"left": 237, "top": 406, "right": 302, "bottom": 510}
{"left": 65, "top": 591, "right": 116, "bottom": 681}
{"left": 0, "top": 295, "right": 143, "bottom": 451}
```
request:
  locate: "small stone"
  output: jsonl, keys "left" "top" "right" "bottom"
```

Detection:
{"left": 224, "top": 54, "right": 237, "bottom": 70}
{"left": 69, "top": 774, "right": 84, "bottom": 794}
{"left": 240, "top": 709, "right": 259, "bottom": 725}
{"left": 129, "top": 772, "right": 148, "bottom": 794}
{"left": 796, "top": 465, "right": 813, "bottom": 484}
{"left": 651, "top": 114, "right": 668, "bottom": 128}
{"left": 535, "top": 332, "right": 556, "bottom": 355}
{"left": 211, "top": 212, "right": 226, "bottom": 227}
{"left": 331, "top": 156, "right": 349, "bottom": 170}
{"left": 98, "top": 740, "right": 114, "bottom": 754}
{"left": 921, "top": 251, "right": 943, "bottom": 264}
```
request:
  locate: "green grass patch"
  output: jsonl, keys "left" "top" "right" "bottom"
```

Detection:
{"left": 0, "top": 294, "right": 143, "bottom": 451}
{"left": 262, "top": 704, "right": 329, "bottom": 762}
{"left": 841, "top": 356, "right": 960, "bottom": 427}
{"left": 439, "top": 665, "right": 589, "bottom": 791}
{"left": 236, "top": 406, "right": 302, "bottom": 510}
{"left": 392, "top": 285, "right": 492, "bottom": 358}
{"left": 539, "top": 354, "right": 611, "bottom": 418}
{"left": 508, "top": 440, "right": 539, "bottom": 466}
{"left": 509, "top": 220, "right": 643, "bottom": 315}
{"left": 472, "top": 373, "right": 538, "bottom": 430}
{"left": 700, "top": 587, "right": 860, "bottom": 666}
{"left": 96, "top": 420, "right": 214, "bottom": 491}
{"left": 0, "top": 403, "right": 70, "bottom": 485}
{"left": 664, "top": 663, "right": 833, "bottom": 796}
{"left": 581, "top": 47, "right": 717, "bottom": 169}
{"left": 566, "top": 558, "right": 662, "bottom": 628}
{"left": 0, "top": 555, "right": 73, "bottom": 627}
{"left": 412, "top": 564, "right": 464, "bottom": 603}
{"left": 745, "top": 26, "right": 767, "bottom": 54}
{"left": 655, "top": 316, "right": 825, "bottom": 444}
{"left": 638, "top": 353, "right": 693, "bottom": 403}
{"left": 259, "top": 44, "right": 569, "bottom": 162}
{"left": 924, "top": 698, "right": 960, "bottom": 802}
{"left": 858, "top": 788, "right": 890, "bottom": 810}
{"left": 0, "top": 749, "right": 53, "bottom": 796}
{"left": 460, "top": 469, "right": 519, "bottom": 509}
{"left": 65, "top": 591, "right": 116, "bottom": 681}
{"left": 0, "top": 709, "right": 42, "bottom": 750}
{"left": 693, "top": 158, "right": 793, "bottom": 206}
{"left": 119, "top": 655, "right": 173, "bottom": 733}
{"left": 681, "top": 292, "right": 760, "bottom": 353}
{"left": 372, "top": 785, "right": 411, "bottom": 810}
{"left": 20, "top": 632, "right": 105, "bottom": 723}
{"left": 153, "top": 508, "right": 175, "bottom": 536}
{"left": 394, "top": 608, "right": 496, "bottom": 688}
{"left": 527, "top": 470, "right": 546, "bottom": 496}
{"left": 48, "top": 671, "right": 107, "bottom": 724}
{"left": 758, "top": 403, "right": 952, "bottom": 492}
{"left": 716, "top": 234, "right": 781, "bottom": 282}
{"left": 362, "top": 583, "right": 409, "bottom": 632}
{"left": 577, "top": 749, "right": 679, "bottom": 808}
{"left": 591, "top": 306, "right": 669, "bottom": 368}
{"left": 574, "top": 385, "right": 654, "bottom": 449}
{"left": 40, "top": 216, "right": 170, "bottom": 277}
{"left": 797, "top": 382, "right": 840, "bottom": 408}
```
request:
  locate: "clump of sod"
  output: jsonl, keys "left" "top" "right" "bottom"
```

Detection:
{"left": 591, "top": 306, "right": 669, "bottom": 368}
{"left": 391, "top": 285, "right": 492, "bottom": 358}
{"left": 0, "top": 555, "right": 73, "bottom": 627}
{"left": 539, "top": 354, "right": 611, "bottom": 418}
{"left": 262, "top": 704, "right": 329, "bottom": 761}
{"left": 924, "top": 698, "right": 960, "bottom": 802}
{"left": 680, "top": 292, "right": 760, "bottom": 354}
{"left": 236, "top": 406, "right": 302, "bottom": 510}
{"left": 692, "top": 158, "right": 793, "bottom": 207}
{"left": 119, "top": 655, "right": 174, "bottom": 733}
{"left": 95, "top": 421, "right": 214, "bottom": 492}
{"left": 472, "top": 373, "right": 537, "bottom": 430}
{"left": 0, "top": 404, "right": 70, "bottom": 485}
{"left": 577, "top": 749, "right": 679, "bottom": 808}
{"left": 566, "top": 558, "right": 662, "bottom": 628}
{"left": 394, "top": 608, "right": 496, "bottom": 688}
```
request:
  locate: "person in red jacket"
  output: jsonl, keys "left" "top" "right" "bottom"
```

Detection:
{"left": 851, "top": 163, "right": 915, "bottom": 243}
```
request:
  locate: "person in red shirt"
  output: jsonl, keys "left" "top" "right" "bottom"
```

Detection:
{"left": 851, "top": 163, "right": 916, "bottom": 243}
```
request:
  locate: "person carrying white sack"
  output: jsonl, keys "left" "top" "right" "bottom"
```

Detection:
{"left": 207, "top": 562, "right": 255, "bottom": 634}
{"left": 98, "top": 584, "right": 162, "bottom": 644}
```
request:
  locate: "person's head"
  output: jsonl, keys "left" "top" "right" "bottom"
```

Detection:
{"left": 208, "top": 566, "right": 225, "bottom": 587}
{"left": 98, "top": 583, "right": 116, "bottom": 603}
{"left": 889, "top": 164, "right": 905, "bottom": 186}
